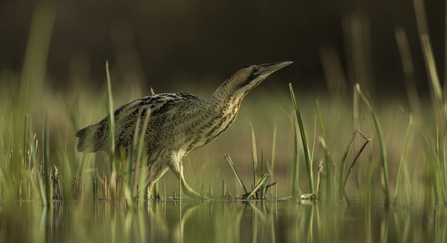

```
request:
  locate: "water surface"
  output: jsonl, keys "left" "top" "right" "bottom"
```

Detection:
{"left": 1, "top": 199, "right": 446, "bottom": 242}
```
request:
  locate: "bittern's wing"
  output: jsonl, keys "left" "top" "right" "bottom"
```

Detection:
{"left": 75, "top": 93, "right": 198, "bottom": 153}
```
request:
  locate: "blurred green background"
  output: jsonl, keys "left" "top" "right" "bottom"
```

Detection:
{"left": 1, "top": 0, "right": 444, "bottom": 94}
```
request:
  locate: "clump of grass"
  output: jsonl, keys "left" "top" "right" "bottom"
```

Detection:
{"left": 243, "top": 174, "right": 269, "bottom": 199}
{"left": 225, "top": 125, "right": 277, "bottom": 200}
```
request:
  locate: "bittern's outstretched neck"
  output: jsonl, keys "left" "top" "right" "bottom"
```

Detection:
{"left": 209, "top": 61, "right": 293, "bottom": 101}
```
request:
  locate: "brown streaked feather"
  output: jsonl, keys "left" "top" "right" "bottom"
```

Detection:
{"left": 76, "top": 92, "right": 199, "bottom": 156}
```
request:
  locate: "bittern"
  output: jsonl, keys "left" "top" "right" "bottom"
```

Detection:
{"left": 76, "top": 61, "right": 292, "bottom": 199}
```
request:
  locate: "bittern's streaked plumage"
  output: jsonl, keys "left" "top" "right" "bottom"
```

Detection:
{"left": 76, "top": 61, "right": 292, "bottom": 199}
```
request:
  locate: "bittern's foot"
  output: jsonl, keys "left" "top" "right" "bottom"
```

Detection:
{"left": 181, "top": 178, "right": 211, "bottom": 200}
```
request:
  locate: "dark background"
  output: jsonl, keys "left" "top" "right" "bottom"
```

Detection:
{"left": 0, "top": 0, "right": 445, "bottom": 96}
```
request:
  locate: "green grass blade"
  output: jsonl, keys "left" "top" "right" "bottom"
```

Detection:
{"left": 136, "top": 110, "right": 151, "bottom": 199}
{"left": 270, "top": 97, "right": 294, "bottom": 122}
{"left": 394, "top": 27, "right": 421, "bottom": 118}
{"left": 356, "top": 84, "right": 391, "bottom": 205}
{"left": 289, "top": 83, "right": 314, "bottom": 194}
{"left": 44, "top": 114, "right": 50, "bottom": 203}
{"left": 316, "top": 100, "right": 326, "bottom": 141}
{"left": 292, "top": 116, "right": 300, "bottom": 202}
{"left": 226, "top": 154, "right": 248, "bottom": 194}
{"left": 393, "top": 114, "right": 413, "bottom": 205}
{"left": 128, "top": 110, "right": 142, "bottom": 190}
{"left": 269, "top": 125, "right": 277, "bottom": 198}
{"left": 19, "top": 2, "right": 56, "bottom": 114}
{"left": 251, "top": 123, "right": 258, "bottom": 189}
{"left": 434, "top": 128, "right": 445, "bottom": 204}
{"left": 444, "top": 130, "right": 447, "bottom": 203}
{"left": 24, "top": 115, "right": 28, "bottom": 161}
{"left": 311, "top": 116, "right": 317, "bottom": 163}
{"left": 316, "top": 159, "right": 323, "bottom": 199}
{"left": 317, "top": 100, "right": 336, "bottom": 202}
{"left": 343, "top": 138, "right": 369, "bottom": 190}
{"left": 270, "top": 124, "right": 277, "bottom": 175}
{"left": 339, "top": 133, "right": 355, "bottom": 198}
{"left": 30, "top": 129, "right": 47, "bottom": 205}
{"left": 261, "top": 149, "right": 264, "bottom": 179}
{"left": 124, "top": 109, "right": 142, "bottom": 206}
{"left": 261, "top": 149, "right": 265, "bottom": 199}
{"left": 421, "top": 35, "right": 444, "bottom": 106}
{"left": 105, "top": 61, "right": 117, "bottom": 199}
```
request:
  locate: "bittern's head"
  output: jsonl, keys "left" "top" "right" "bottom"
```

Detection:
{"left": 213, "top": 61, "right": 293, "bottom": 100}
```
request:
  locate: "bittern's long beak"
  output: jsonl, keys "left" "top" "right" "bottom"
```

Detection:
{"left": 259, "top": 61, "right": 293, "bottom": 77}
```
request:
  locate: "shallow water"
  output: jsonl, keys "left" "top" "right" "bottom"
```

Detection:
{"left": 1, "top": 199, "right": 446, "bottom": 242}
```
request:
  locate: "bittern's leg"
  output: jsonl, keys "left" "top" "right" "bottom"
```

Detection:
{"left": 145, "top": 166, "right": 169, "bottom": 199}
{"left": 144, "top": 156, "right": 169, "bottom": 199}
{"left": 168, "top": 160, "right": 211, "bottom": 200}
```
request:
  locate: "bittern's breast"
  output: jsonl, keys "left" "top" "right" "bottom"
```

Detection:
{"left": 182, "top": 96, "right": 242, "bottom": 154}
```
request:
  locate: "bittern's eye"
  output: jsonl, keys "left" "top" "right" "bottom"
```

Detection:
{"left": 252, "top": 66, "right": 259, "bottom": 73}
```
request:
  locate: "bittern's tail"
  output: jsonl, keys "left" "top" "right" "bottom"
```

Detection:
{"left": 76, "top": 122, "right": 106, "bottom": 153}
